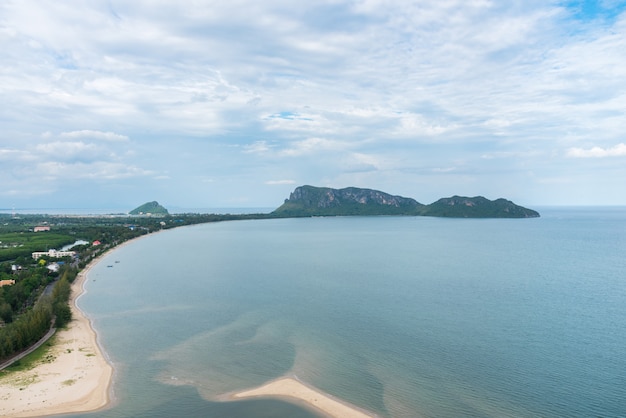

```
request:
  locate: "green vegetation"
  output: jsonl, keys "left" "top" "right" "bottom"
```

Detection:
{"left": 272, "top": 185, "right": 423, "bottom": 217}
{"left": 420, "top": 196, "right": 541, "bottom": 218}
{"left": 0, "top": 341, "right": 55, "bottom": 375}
{"left": 129, "top": 201, "right": 169, "bottom": 215}
{"left": 272, "top": 185, "right": 540, "bottom": 218}
{"left": 0, "top": 231, "right": 76, "bottom": 263}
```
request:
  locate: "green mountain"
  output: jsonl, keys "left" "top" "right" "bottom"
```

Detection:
{"left": 272, "top": 186, "right": 539, "bottom": 218}
{"left": 420, "top": 195, "right": 540, "bottom": 218}
{"left": 129, "top": 201, "right": 169, "bottom": 216}
{"left": 272, "top": 185, "right": 424, "bottom": 216}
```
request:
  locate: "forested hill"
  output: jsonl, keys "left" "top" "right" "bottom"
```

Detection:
{"left": 272, "top": 185, "right": 424, "bottom": 216}
{"left": 419, "top": 195, "right": 540, "bottom": 218}
{"left": 129, "top": 201, "right": 169, "bottom": 215}
{"left": 272, "top": 185, "right": 539, "bottom": 218}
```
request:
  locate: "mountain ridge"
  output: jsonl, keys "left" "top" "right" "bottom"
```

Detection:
{"left": 272, "top": 185, "right": 539, "bottom": 218}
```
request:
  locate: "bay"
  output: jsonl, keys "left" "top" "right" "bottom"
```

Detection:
{"left": 67, "top": 207, "right": 626, "bottom": 417}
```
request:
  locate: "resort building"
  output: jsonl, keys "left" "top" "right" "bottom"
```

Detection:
{"left": 31, "top": 249, "right": 76, "bottom": 260}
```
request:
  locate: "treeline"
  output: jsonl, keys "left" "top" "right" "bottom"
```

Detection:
{"left": 0, "top": 266, "right": 77, "bottom": 362}
{"left": 0, "top": 264, "right": 55, "bottom": 324}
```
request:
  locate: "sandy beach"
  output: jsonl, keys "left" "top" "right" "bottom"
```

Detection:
{"left": 233, "top": 377, "right": 377, "bottom": 418}
{"left": 0, "top": 258, "right": 113, "bottom": 418}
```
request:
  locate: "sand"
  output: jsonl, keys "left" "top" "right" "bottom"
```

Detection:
{"left": 233, "top": 377, "right": 377, "bottom": 418}
{"left": 0, "top": 260, "right": 113, "bottom": 418}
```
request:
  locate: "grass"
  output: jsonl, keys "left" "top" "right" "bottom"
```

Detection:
{"left": 1, "top": 337, "right": 57, "bottom": 375}
{"left": 0, "top": 336, "right": 61, "bottom": 389}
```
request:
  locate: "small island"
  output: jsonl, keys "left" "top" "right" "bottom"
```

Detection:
{"left": 129, "top": 201, "right": 169, "bottom": 216}
{"left": 272, "top": 185, "right": 539, "bottom": 218}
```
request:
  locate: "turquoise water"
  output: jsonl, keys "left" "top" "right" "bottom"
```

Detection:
{"left": 68, "top": 208, "right": 626, "bottom": 417}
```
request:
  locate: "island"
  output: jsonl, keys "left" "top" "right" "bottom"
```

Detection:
{"left": 129, "top": 201, "right": 169, "bottom": 216}
{"left": 272, "top": 185, "right": 539, "bottom": 218}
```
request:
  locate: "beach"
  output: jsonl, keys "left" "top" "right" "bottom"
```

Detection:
{"left": 0, "top": 258, "right": 113, "bottom": 418}
{"left": 1, "top": 234, "right": 378, "bottom": 418}
{"left": 233, "top": 377, "right": 377, "bottom": 418}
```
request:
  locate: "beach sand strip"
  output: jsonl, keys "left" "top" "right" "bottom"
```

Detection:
{"left": 0, "top": 259, "right": 113, "bottom": 418}
{"left": 233, "top": 377, "right": 378, "bottom": 418}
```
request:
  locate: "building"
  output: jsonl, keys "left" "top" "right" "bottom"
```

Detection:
{"left": 32, "top": 249, "right": 76, "bottom": 260}
{"left": 47, "top": 263, "right": 61, "bottom": 273}
{"left": 0, "top": 279, "right": 15, "bottom": 287}
{"left": 34, "top": 226, "right": 51, "bottom": 232}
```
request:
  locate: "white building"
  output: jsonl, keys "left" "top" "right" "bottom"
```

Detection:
{"left": 32, "top": 249, "right": 76, "bottom": 260}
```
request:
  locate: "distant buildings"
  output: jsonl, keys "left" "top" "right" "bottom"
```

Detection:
{"left": 33, "top": 226, "right": 51, "bottom": 232}
{"left": 31, "top": 249, "right": 76, "bottom": 260}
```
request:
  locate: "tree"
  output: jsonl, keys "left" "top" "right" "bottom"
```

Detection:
{"left": 0, "top": 300, "right": 13, "bottom": 323}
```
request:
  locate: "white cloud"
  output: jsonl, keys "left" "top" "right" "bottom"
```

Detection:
{"left": 566, "top": 143, "right": 626, "bottom": 158}
{"left": 279, "top": 137, "right": 350, "bottom": 157}
{"left": 35, "top": 161, "right": 153, "bottom": 181}
{"left": 243, "top": 141, "right": 273, "bottom": 154}
{"left": 265, "top": 179, "right": 296, "bottom": 185}
{"left": 2, "top": 1, "right": 626, "bottom": 206}
{"left": 35, "top": 141, "right": 104, "bottom": 162}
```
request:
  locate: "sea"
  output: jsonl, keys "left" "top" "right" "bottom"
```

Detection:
{"left": 64, "top": 207, "right": 626, "bottom": 418}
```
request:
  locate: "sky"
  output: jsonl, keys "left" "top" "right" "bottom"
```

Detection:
{"left": 2, "top": 0, "right": 626, "bottom": 211}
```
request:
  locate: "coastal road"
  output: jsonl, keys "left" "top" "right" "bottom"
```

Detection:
{"left": 0, "top": 327, "right": 57, "bottom": 370}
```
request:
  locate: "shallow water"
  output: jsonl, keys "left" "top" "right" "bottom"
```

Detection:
{"left": 68, "top": 208, "right": 626, "bottom": 417}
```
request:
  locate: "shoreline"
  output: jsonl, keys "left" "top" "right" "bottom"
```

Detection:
{"left": 0, "top": 238, "right": 143, "bottom": 417}
{"left": 1, "top": 229, "right": 380, "bottom": 418}
{"left": 231, "top": 376, "right": 378, "bottom": 418}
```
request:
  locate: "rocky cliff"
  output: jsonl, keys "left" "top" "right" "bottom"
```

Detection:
{"left": 273, "top": 185, "right": 423, "bottom": 216}
{"left": 272, "top": 186, "right": 539, "bottom": 218}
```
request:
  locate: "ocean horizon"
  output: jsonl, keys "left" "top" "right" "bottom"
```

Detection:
{"left": 0, "top": 207, "right": 276, "bottom": 216}
{"left": 63, "top": 207, "right": 625, "bottom": 417}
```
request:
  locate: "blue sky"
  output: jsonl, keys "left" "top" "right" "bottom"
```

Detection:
{"left": 1, "top": 0, "right": 626, "bottom": 210}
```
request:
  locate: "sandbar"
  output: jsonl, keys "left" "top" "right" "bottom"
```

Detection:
{"left": 233, "top": 376, "right": 377, "bottom": 418}
{"left": 0, "top": 256, "right": 113, "bottom": 417}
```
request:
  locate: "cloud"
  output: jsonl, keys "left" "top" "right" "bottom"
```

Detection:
{"left": 35, "top": 141, "right": 105, "bottom": 163}
{"left": 243, "top": 141, "right": 273, "bottom": 154}
{"left": 35, "top": 161, "right": 153, "bottom": 181}
{"left": 2, "top": 1, "right": 626, "bottom": 206}
{"left": 566, "top": 143, "right": 626, "bottom": 158}
{"left": 59, "top": 130, "right": 129, "bottom": 142}
{"left": 265, "top": 180, "right": 296, "bottom": 185}
{"left": 279, "top": 137, "right": 350, "bottom": 157}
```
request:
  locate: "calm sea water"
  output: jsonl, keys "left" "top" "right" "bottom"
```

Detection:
{"left": 67, "top": 208, "right": 626, "bottom": 418}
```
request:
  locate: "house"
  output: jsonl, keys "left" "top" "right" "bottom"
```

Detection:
{"left": 92, "top": 240, "right": 101, "bottom": 246}
{"left": 0, "top": 279, "right": 16, "bottom": 287}
{"left": 46, "top": 263, "right": 61, "bottom": 273}
{"left": 34, "top": 226, "right": 51, "bottom": 232}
